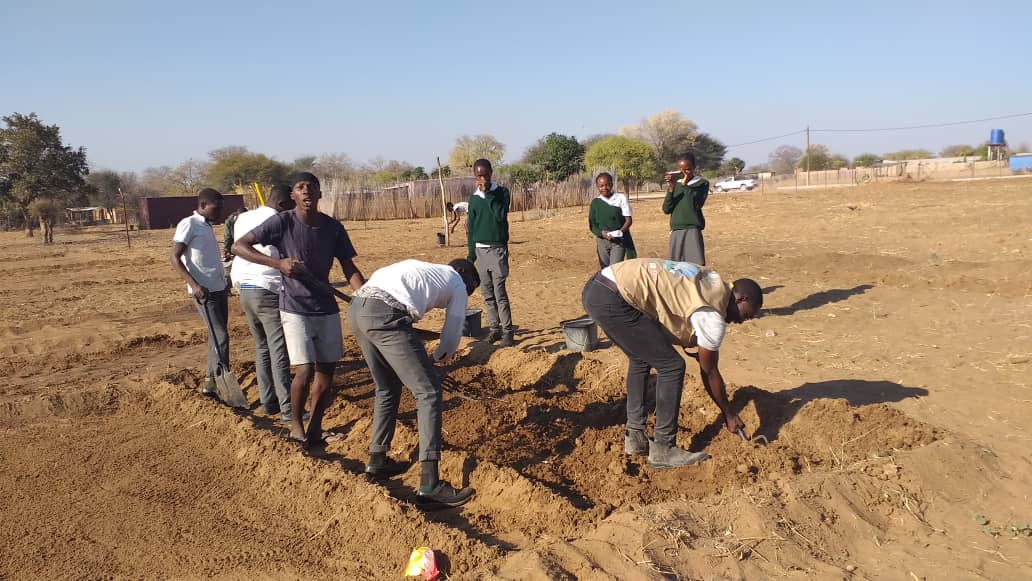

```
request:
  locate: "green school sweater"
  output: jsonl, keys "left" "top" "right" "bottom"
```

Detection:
{"left": 588, "top": 197, "right": 637, "bottom": 258}
{"left": 661, "top": 176, "right": 709, "bottom": 231}
{"left": 466, "top": 185, "right": 511, "bottom": 262}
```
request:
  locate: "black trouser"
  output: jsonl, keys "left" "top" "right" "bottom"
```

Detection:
{"left": 582, "top": 276, "right": 686, "bottom": 447}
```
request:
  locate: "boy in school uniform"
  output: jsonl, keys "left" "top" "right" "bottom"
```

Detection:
{"left": 171, "top": 188, "right": 230, "bottom": 397}
{"left": 233, "top": 172, "right": 366, "bottom": 449}
{"left": 348, "top": 258, "right": 480, "bottom": 509}
{"left": 231, "top": 184, "right": 295, "bottom": 421}
{"left": 466, "top": 159, "right": 516, "bottom": 347}
{"left": 446, "top": 201, "right": 469, "bottom": 235}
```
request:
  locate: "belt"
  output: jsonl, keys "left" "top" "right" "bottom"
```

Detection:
{"left": 591, "top": 272, "right": 620, "bottom": 295}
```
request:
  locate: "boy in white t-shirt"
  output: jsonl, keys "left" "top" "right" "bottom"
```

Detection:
{"left": 446, "top": 201, "right": 468, "bottom": 234}
{"left": 231, "top": 184, "right": 295, "bottom": 420}
{"left": 170, "top": 188, "right": 229, "bottom": 397}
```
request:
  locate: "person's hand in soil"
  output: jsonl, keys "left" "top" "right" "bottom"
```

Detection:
{"left": 724, "top": 412, "right": 745, "bottom": 434}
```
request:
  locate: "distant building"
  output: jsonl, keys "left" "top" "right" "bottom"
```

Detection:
{"left": 1009, "top": 153, "right": 1032, "bottom": 172}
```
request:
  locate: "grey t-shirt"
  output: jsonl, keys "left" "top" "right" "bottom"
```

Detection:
{"left": 249, "top": 210, "right": 357, "bottom": 315}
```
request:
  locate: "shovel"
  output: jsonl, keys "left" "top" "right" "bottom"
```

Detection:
{"left": 295, "top": 265, "right": 352, "bottom": 304}
{"left": 736, "top": 427, "right": 769, "bottom": 447}
{"left": 197, "top": 296, "right": 249, "bottom": 409}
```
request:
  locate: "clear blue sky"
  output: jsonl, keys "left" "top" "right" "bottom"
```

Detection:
{"left": 3, "top": 0, "right": 1031, "bottom": 173}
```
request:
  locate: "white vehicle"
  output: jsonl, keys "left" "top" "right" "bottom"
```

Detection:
{"left": 713, "top": 175, "right": 757, "bottom": 192}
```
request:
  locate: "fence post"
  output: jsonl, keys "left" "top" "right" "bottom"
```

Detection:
{"left": 436, "top": 157, "right": 449, "bottom": 247}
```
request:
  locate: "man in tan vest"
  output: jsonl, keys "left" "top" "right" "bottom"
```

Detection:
{"left": 581, "top": 259, "right": 763, "bottom": 469}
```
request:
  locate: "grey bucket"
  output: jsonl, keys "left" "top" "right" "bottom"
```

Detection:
{"left": 560, "top": 316, "right": 598, "bottom": 352}
{"left": 463, "top": 309, "right": 482, "bottom": 337}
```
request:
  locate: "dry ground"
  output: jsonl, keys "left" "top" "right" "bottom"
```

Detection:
{"left": 1, "top": 179, "right": 1031, "bottom": 579}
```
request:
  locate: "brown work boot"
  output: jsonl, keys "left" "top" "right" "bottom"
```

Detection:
{"left": 647, "top": 441, "right": 709, "bottom": 469}
{"left": 499, "top": 332, "right": 516, "bottom": 347}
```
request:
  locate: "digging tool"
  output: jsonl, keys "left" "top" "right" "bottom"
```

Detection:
{"left": 294, "top": 265, "right": 352, "bottom": 304}
{"left": 736, "top": 427, "right": 769, "bottom": 447}
{"left": 197, "top": 296, "right": 249, "bottom": 409}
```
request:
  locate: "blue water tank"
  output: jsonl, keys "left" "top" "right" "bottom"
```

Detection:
{"left": 989, "top": 128, "right": 1005, "bottom": 146}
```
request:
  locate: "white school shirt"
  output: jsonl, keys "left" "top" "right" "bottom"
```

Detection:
{"left": 597, "top": 192, "right": 632, "bottom": 217}
{"left": 230, "top": 206, "right": 283, "bottom": 292}
{"left": 452, "top": 201, "right": 469, "bottom": 213}
{"left": 473, "top": 183, "right": 498, "bottom": 248}
{"left": 173, "top": 211, "right": 227, "bottom": 294}
{"left": 600, "top": 265, "right": 727, "bottom": 351}
{"left": 362, "top": 259, "right": 469, "bottom": 361}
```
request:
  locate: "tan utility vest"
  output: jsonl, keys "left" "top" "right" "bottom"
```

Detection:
{"left": 609, "top": 258, "right": 731, "bottom": 347}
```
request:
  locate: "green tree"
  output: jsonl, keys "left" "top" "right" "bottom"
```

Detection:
{"left": 522, "top": 132, "right": 584, "bottom": 182}
{"left": 940, "top": 144, "right": 978, "bottom": 158}
{"left": 883, "top": 149, "right": 933, "bottom": 161}
{"left": 399, "top": 166, "right": 429, "bottom": 181}
{"left": 768, "top": 145, "right": 803, "bottom": 174}
{"left": 448, "top": 134, "right": 506, "bottom": 173}
{"left": 853, "top": 153, "right": 881, "bottom": 167}
{"left": 619, "top": 110, "right": 698, "bottom": 170}
{"left": 717, "top": 157, "right": 746, "bottom": 176}
{"left": 692, "top": 133, "right": 727, "bottom": 172}
{"left": 292, "top": 155, "right": 316, "bottom": 172}
{"left": 205, "top": 147, "right": 291, "bottom": 194}
{"left": 85, "top": 169, "right": 123, "bottom": 208}
{"left": 499, "top": 163, "right": 543, "bottom": 190}
{"left": 0, "top": 113, "right": 89, "bottom": 238}
{"left": 431, "top": 165, "right": 451, "bottom": 179}
{"left": 798, "top": 144, "right": 848, "bottom": 171}
{"left": 584, "top": 136, "right": 656, "bottom": 193}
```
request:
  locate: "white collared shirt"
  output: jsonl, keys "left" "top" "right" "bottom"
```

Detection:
{"left": 361, "top": 259, "right": 469, "bottom": 361}
{"left": 597, "top": 192, "right": 632, "bottom": 217}
{"left": 173, "top": 211, "right": 228, "bottom": 294}
{"left": 230, "top": 206, "right": 282, "bottom": 292}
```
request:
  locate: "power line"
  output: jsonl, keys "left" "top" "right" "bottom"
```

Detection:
{"left": 726, "top": 130, "right": 806, "bottom": 149}
{"left": 812, "top": 111, "right": 1032, "bottom": 133}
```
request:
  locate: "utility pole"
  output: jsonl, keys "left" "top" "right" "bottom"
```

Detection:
{"left": 805, "top": 126, "right": 811, "bottom": 187}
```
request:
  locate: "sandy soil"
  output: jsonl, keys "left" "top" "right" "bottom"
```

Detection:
{"left": 1, "top": 180, "right": 1031, "bottom": 580}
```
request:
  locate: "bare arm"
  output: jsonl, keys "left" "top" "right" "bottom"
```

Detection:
{"left": 171, "top": 242, "right": 205, "bottom": 300}
{"left": 619, "top": 216, "right": 633, "bottom": 233}
{"left": 232, "top": 231, "right": 303, "bottom": 277}
{"left": 696, "top": 348, "right": 744, "bottom": 433}
{"left": 339, "top": 257, "right": 366, "bottom": 290}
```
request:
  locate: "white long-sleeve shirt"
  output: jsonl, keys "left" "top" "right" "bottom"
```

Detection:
{"left": 361, "top": 259, "right": 468, "bottom": 361}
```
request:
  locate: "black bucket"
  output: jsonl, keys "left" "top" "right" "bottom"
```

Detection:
{"left": 436, "top": 232, "right": 446, "bottom": 246}
{"left": 463, "top": 308, "right": 482, "bottom": 337}
{"left": 559, "top": 316, "right": 598, "bottom": 352}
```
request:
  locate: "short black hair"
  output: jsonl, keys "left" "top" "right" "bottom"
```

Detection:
{"left": 678, "top": 152, "right": 697, "bottom": 166}
{"left": 446, "top": 202, "right": 454, "bottom": 211}
{"left": 472, "top": 158, "right": 493, "bottom": 173}
{"left": 289, "top": 171, "right": 320, "bottom": 189}
{"left": 268, "top": 184, "right": 293, "bottom": 210}
{"left": 448, "top": 258, "right": 480, "bottom": 291}
{"left": 197, "top": 188, "right": 223, "bottom": 205}
{"left": 596, "top": 172, "right": 613, "bottom": 184}
{"left": 732, "top": 278, "right": 763, "bottom": 310}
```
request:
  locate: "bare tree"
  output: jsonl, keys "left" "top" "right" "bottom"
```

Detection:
{"left": 619, "top": 110, "right": 699, "bottom": 169}
{"left": 768, "top": 145, "right": 803, "bottom": 175}
{"left": 448, "top": 134, "right": 506, "bottom": 174}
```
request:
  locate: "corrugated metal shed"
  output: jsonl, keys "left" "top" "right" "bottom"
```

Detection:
{"left": 137, "top": 195, "right": 245, "bottom": 230}
{"left": 1009, "top": 154, "right": 1032, "bottom": 172}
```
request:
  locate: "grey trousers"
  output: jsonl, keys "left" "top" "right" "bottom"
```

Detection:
{"left": 596, "top": 237, "right": 626, "bottom": 268}
{"left": 347, "top": 296, "right": 442, "bottom": 462}
{"left": 475, "top": 245, "right": 514, "bottom": 333}
{"left": 239, "top": 288, "right": 292, "bottom": 414}
{"left": 194, "top": 290, "right": 229, "bottom": 378}
{"left": 668, "top": 228, "right": 706, "bottom": 265}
